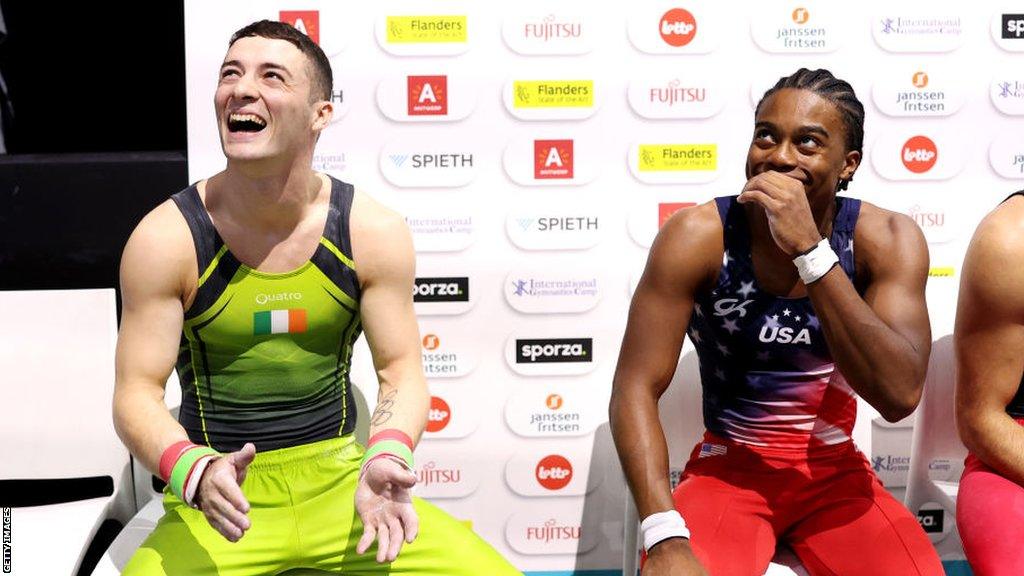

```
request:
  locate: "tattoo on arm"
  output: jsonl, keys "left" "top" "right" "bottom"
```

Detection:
{"left": 370, "top": 389, "right": 397, "bottom": 427}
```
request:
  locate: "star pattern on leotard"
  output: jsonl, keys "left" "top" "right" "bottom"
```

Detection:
{"left": 714, "top": 368, "right": 726, "bottom": 380}
{"left": 694, "top": 302, "right": 704, "bottom": 317}
{"left": 689, "top": 328, "right": 702, "bottom": 344}
{"left": 722, "top": 318, "right": 740, "bottom": 334}
{"left": 737, "top": 281, "right": 755, "bottom": 299}
{"left": 716, "top": 342, "right": 731, "bottom": 357}
{"left": 806, "top": 314, "right": 820, "bottom": 329}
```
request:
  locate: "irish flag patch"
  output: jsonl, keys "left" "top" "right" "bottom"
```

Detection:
{"left": 254, "top": 309, "right": 307, "bottom": 335}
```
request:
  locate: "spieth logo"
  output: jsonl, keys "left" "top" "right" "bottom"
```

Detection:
{"left": 659, "top": 202, "right": 697, "bottom": 228}
{"left": 523, "top": 14, "right": 582, "bottom": 41}
{"left": 426, "top": 396, "right": 451, "bottom": 433}
{"left": 534, "top": 140, "right": 574, "bottom": 179}
{"left": 516, "top": 338, "right": 592, "bottom": 363}
{"left": 792, "top": 7, "right": 809, "bottom": 25}
{"left": 413, "top": 277, "right": 470, "bottom": 302}
{"left": 660, "top": 8, "right": 697, "bottom": 47}
{"left": 526, "top": 519, "right": 582, "bottom": 543}
{"left": 407, "top": 76, "right": 448, "bottom": 116}
{"left": 535, "top": 455, "right": 573, "bottom": 490}
{"left": 902, "top": 135, "right": 938, "bottom": 173}
{"left": 517, "top": 216, "right": 599, "bottom": 232}
{"left": 417, "top": 460, "right": 461, "bottom": 487}
{"left": 913, "top": 71, "right": 929, "bottom": 88}
{"left": 1003, "top": 14, "right": 1024, "bottom": 39}
{"left": 389, "top": 153, "right": 473, "bottom": 169}
{"left": 280, "top": 11, "right": 320, "bottom": 45}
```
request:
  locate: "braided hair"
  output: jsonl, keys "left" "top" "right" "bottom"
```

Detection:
{"left": 755, "top": 68, "right": 864, "bottom": 191}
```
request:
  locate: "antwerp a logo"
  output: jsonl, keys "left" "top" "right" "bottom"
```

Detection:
{"left": 534, "top": 139, "right": 574, "bottom": 179}
{"left": 408, "top": 76, "right": 448, "bottom": 116}
{"left": 280, "top": 11, "right": 320, "bottom": 45}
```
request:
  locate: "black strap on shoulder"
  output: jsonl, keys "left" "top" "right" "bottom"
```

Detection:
{"left": 171, "top": 185, "right": 223, "bottom": 277}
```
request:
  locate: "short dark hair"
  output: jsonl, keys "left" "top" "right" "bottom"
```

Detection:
{"left": 228, "top": 20, "right": 333, "bottom": 102}
{"left": 755, "top": 68, "right": 864, "bottom": 190}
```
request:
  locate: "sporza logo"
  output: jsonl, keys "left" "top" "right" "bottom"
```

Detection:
{"left": 516, "top": 338, "right": 592, "bottom": 363}
{"left": 1003, "top": 14, "right": 1024, "bottom": 39}
{"left": 413, "top": 277, "right": 470, "bottom": 302}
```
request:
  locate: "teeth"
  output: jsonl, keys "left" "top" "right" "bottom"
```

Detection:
{"left": 229, "top": 113, "right": 266, "bottom": 126}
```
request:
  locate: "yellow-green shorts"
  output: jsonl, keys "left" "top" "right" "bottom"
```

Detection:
{"left": 122, "top": 436, "right": 521, "bottom": 575}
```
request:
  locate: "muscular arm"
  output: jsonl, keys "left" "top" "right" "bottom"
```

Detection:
{"left": 112, "top": 201, "right": 195, "bottom": 474}
{"left": 610, "top": 204, "right": 720, "bottom": 518}
{"left": 806, "top": 207, "right": 931, "bottom": 422}
{"left": 956, "top": 198, "right": 1024, "bottom": 485}
{"left": 351, "top": 192, "right": 429, "bottom": 444}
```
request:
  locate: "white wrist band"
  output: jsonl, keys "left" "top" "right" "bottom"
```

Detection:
{"left": 792, "top": 238, "right": 839, "bottom": 284}
{"left": 641, "top": 510, "right": 690, "bottom": 552}
{"left": 183, "top": 455, "right": 217, "bottom": 508}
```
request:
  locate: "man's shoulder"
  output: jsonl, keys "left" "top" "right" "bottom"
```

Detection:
{"left": 969, "top": 193, "right": 1024, "bottom": 263}
{"left": 121, "top": 198, "right": 196, "bottom": 282}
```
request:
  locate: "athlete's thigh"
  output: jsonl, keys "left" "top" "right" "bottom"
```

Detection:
{"left": 787, "top": 476, "right": 942, "bottom": 576}
{"left": 957, "top": 457, "right": 1024, "bottom": 576}
{"left": 672, "top": 466, "right": 778, "bottom": 576}
{"left": 122, "top": 496, "right": 292, "bottom": 576}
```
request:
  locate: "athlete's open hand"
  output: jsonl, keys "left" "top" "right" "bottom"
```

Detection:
{"left": 643, "top": 538, "right": 708, "bottom": 576}
{"left": 737, "top": 171, "right": 822, "bottom": 256}
{"left": 355, "top": 456, "right": 419, "bottom": 563}
{"left": 195, "top": 442, "right": 255, "bottom": 542}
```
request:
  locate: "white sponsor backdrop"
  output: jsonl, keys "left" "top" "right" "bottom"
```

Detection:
{"left": 185, "top": 1, "right": 1024, "bottom": 573}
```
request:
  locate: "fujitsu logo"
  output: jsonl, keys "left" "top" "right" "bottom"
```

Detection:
{"left": 907, "top": 205, "right": 945, "bottom": 228}
{"left": 535, "top": 455, "right": 573, "bottom": 490}
{"left": 526, "top": 519, "right": 582, "bottom": 543}
{"left": 649, "top": 79, "right": 707, "bottom": 106}
{"left": 534, "top": 139, "right": 574, "bottom": 179}
{"left": 902, "top": 135, "right": 938, "bottom": 173}
{"left": 523, "top": 14, "right": 582, "bottom": 41}
{"left": 417, "top": 461, "right": 462, "bottom": 487}
{"left": 280, "top": 11, "right": 320, "bottom": 44}
{"left": 659, "top": 8, "right": 697, "bottom": 47}
{"left": 407, "top": 76, "right": 448, "bottom": 116}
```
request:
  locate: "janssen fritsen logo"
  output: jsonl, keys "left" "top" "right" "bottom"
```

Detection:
{"left": 535, "top": 455, "right": 573, "bottom": 490}
{"left": 526, "top": 519, "right": 582, "bottom": 543}
{"left": 420, "top": 334, "right": 464, "bottom": 377}
{"left": 659, "top": 8, "right": 697, "bottom": 47}
{"left": 776, "top": 7, "right": 826, "bottom": 49}
{"left": 516, "top": 338, "right": 592, "bottom": 364}
{"left": 407, "top": 76, "right": 447, "bottom": 116}
{"left": 902, "top": 135, "right": 938, "bottom": 174}
{"left": 529, "top": 394, "right": 582, "bottom": 434}
{"left": 534, "top": 140, "right": 573, "bottom": 179}
{"left": 426, "top": 396, "right": 451, "bottom": 433}
{"left": 413, "top": 277, "right": 469, "bottom": 303}
{"left": 894, "top": 71, "right": 947, "bottom": 114}
{"left": 280, "top": 11, "right": 320, "bottom": 44}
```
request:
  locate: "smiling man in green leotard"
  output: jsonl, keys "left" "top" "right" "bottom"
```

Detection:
{"left": 112, "top": 19, "right": 518, "bottom": 575}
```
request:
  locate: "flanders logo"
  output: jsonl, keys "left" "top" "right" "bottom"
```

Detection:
{"left": 254, "top": 309, "right": 307, "bottom": 335}
{"left": 639, "top": 144, "right": 717, "bottom": 171}
{"left": 928, "top": 267, "right": 955, "bottom": 278}
{"left": 514, "top": 81, "right": 593, "bottom": 108}
{"left": 387, "top": 15, "right": 467, "bottom": 43}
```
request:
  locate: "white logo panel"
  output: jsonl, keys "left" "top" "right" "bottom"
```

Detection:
{"left": 750, "top": 3, "right": 842, "bottom": 54}
{"left": 502, "top": 12, "right": 595, "bottom": 55}
{"left": 870, "top": 130, "right": 966, "bottom": 181}
{"left": 628, "top": 74, "right": 724, "bottom": 119}
{"left": 380, "top": 139, "right": 478, "bottom": 188}
{"left": 871, "top": 69, "right": 965, "bottom": 118}
{"left": 626, "top": 4, "right": 719, "bottom": 54}
{"left": 505, "top": 501, "right": 601, "bottom": 555}
{"left": 993, "top": 10, "right": 1024, "bottom": 52}
{"left": 871, "top": 11, "right": 964, "bottom": 53}
{"left": 502, "top": 137, "right": 600, "bottom": 186}
{"left": 504, "top": 331, "right": 601, "bottom": 376}
{"left": 628, "top": 142, "right": 721, "bottom": 184}
{"left": 502, "top": 79, "right": 602, "bottom": 121}
{"left": 506, "top": 208, "right": 605, "bottom": 251}
{"left": 412, "top": 448, "right": 480, "bottom": 498}
{"left": 375, "top": 74, "right": 477, "bottom": 122}
{"left": 504, "top": 388, "right": 602, "bottom": 438}
{"left": 418, "top": 329, "right": 478, "bottom": 379}
{"left": 504, "top": 449, "right": 604, "bottom": 497}
{"left": 374, "top": 11, "right": 471, "bottom": 56}
{"left": 990, "top": 134, "right": 1024, "bottom": 179}
{"left": 504, "top": 267, "right": 603, "bottom": 314}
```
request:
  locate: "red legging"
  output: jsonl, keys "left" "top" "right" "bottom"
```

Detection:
{"left": 957, "top": 452, "right": 1024, "bottom": 575}
{"left": 670, "top": 433, "right": 944, "bottom": 576}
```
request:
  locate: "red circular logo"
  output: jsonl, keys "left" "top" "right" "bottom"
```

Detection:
{"left": 422, "top": 334, "right": 440, "bottom": 350}
{"left": 901, "top": 135, "right": 938, "bottom": 174}
{"left": 659, "top": 8, "right": 697, "bottom": 47}
{"left": 426, "top": 396, "right": 451, "bottom": 433}
{"left": 535, "top": 455, "right": 573, "bottom": 490}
